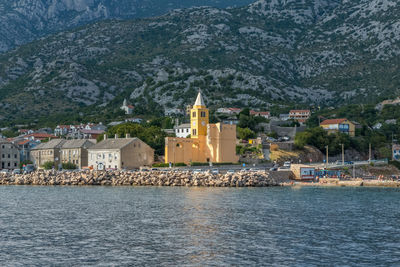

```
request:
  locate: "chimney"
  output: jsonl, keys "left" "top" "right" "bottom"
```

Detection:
{"left": 126, "top": 133, "right": 131, "bottom": 138}
{"left": 115, "top": 134, "right": 118, "bottom": 139}
{"left": 104, "top": 134, "right": 107, "bottom": 140}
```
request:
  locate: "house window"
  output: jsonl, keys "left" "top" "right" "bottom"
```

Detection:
{"left": 14, "top": 163, "right": 17, "bottom": 167}
{"left": 14, "top": 154, "right": 17, "bottom": 159}
{"left": 7, "top": 162, "right": 10, "bottom": 167}
{"left": 193, "top": 129, "right": 197, "bottom": 136}
{"left": 7, "top": 154, "right": 10, "bottom": 158}
{"left": 201, "top": 111, "right": 206, "bottom": 117}
{"left": 192, "top": 112, "right": 196, "bottom": 118}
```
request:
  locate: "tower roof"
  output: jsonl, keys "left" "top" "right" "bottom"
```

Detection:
{"left": 194, "top": 91, "right": 205, "bottom": 107}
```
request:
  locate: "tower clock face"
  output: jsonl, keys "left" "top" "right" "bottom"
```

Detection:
{"left": 193, "top": 121, "right": 196, "bottom": 126}
{"left": 201, "top": 121, "right": 206, "bottom": 126}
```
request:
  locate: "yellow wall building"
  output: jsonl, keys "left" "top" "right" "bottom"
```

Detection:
{"left": 320, "top": 118, "right": 356, "bottom": 137}
{"left": 165, "top": 92, "right": 239, "bottom": 164}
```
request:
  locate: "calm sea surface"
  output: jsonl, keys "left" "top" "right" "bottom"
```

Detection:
{"left": 0, "top": 186, "right": 399, "bottom": 266}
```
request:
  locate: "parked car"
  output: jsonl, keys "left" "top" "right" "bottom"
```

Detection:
{"left": 193, "top": 169, "right": 202, "bottom": 174}
{"left": 227, "top": 170, "right": 235, "bottom": 174}
{"left": 269, "top": 167, "right": 278, "bottom": 171}
{"left": 211, "top": 169, "right": 219, "bottom": 174}
{"left": 283, "top": 161, "right": 291, "bottom": 168}
{"left": 1, "top": 169, "right": 9, "bottom": 174}
{"left": 12, "top": 169, "right": 21, "bottom": 174}
{"left": 24, "top": 164, "right": 35, "bottom": 174}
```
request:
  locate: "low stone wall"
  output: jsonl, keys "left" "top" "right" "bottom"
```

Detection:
{"left": 0, "top": 170, "right": 280, "bottom": 187}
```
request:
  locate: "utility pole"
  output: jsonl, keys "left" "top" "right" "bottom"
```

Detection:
{"left": 325, "top": 145, "right": 329, "bottom": 169}
{"left": 340, "top": 143, "right": 344, "bottom": 166}
{"left": 369, "top": 143, "right": 371, "bottom": 163}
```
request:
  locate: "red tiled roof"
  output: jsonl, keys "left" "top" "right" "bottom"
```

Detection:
{"left": 18, "top": 140, "right": 30, "bottom": 145}
{"left": 127, "top": 105, "right": 135, "bottom": 109}
{"left": 57, "top": 125, "right": 71, "bottom": 129}
{"left": 320, "top": 118, "right": 348, "bottom": 125}
{"left": 26, "top": 133, "right": 57, "bottom": 139}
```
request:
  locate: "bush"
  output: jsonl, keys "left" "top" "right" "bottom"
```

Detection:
{"left": 62, "top": 162, "right": 77, "bottom": 170}
{"left": 152, "top": 162, "right": 186, "bottom": 167}
{"left": 42, "top": 161, "right": 55, "bottom": 170}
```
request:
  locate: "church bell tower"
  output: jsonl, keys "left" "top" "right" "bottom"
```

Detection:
{"left": 190, "top": 91, "right": 209, "bottom": 138}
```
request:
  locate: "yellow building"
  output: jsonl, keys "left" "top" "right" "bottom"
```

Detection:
{"left": 320, "top": 118, "right": 356, "bottom": 137}
{"left": 165, "top": 92, "right": 239, "bottom": 164}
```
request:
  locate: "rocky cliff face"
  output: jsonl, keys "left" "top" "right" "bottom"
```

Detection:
{"left": 0, "top": 0, "right": 254, "bottom": 52}
{"left": 0, "top": 0, "right": 399, "bottom": 121}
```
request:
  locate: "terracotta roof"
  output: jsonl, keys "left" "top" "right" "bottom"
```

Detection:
{"left": 18, "top": 140, "right": 30, "bottom": 145}
{"left": 26, "top": 133, "right": 57, "bottom": 139}
{"left": 127, "top": 105, "right": 135, "bottom": 109}
{"left": 320, "top": 118, "right": 348, "bottom": 125}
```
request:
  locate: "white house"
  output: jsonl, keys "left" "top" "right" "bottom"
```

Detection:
{"left": 174, "top": 123, "right": 191, "bottom": 138}
{"left": 121, "top": 99, "right": 134, "bottom": 115}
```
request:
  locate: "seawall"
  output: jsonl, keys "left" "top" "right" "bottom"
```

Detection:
{"left": 0, "top": 170, "right": 284, "bottom": 187}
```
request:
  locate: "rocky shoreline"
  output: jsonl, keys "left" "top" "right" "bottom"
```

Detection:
{"left": 0, "top": 170, "right": 280, "bottom": 187}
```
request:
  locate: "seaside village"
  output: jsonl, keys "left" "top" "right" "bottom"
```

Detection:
{"left": 0, "top": 91, "right": 398, "bottom": 183}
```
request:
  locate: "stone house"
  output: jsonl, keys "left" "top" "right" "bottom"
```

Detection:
{"left": 0, "top": 139, "right": 20, "bottom": 170}
{"left": 31, "top": 139, "right": 66, "bottom": 168}
{"left": 88, "top": 135, "right": 154, "bottom": 170}
{"left": 60, "top": 140, "right": 96, "bottom": 169}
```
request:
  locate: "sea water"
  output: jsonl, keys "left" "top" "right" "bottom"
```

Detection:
{"left": 0, "top": 186, "right": 399, "bottom": 265}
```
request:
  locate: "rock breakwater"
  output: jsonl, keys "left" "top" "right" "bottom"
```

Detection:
{"left": 0, "top": 170, "right": 280, "bottom": 187}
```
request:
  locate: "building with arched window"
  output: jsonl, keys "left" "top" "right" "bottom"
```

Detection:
{"left": 165, "top": 92, "right": 239, "bottom": 165}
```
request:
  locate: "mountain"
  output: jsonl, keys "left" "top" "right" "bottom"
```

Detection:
{"left": 0, "top": 0, "right": 254, "bottom": 52}
{"left": 0, "top": 0, "right": 399, "bottom": 122}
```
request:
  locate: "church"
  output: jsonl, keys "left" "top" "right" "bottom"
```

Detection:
{"left": 165, "top": 92, "right": 239, "bottom": 165}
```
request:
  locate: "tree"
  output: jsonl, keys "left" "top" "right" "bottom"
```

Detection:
{"left": 237, "top": 127, "right": 256, "bottom": 140}
{"left": 42, "top": 161, "right": 55, "bottom": 170}
{"left": 101, "top": 123, "right": 167, "bottom": 155}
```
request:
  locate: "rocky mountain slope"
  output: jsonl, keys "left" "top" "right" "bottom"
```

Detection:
{"left": 0, "top": 0, "right": 253, "bottom": 52}
{"left": 0, "top": 0, "right": 399, "bottom": 121}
